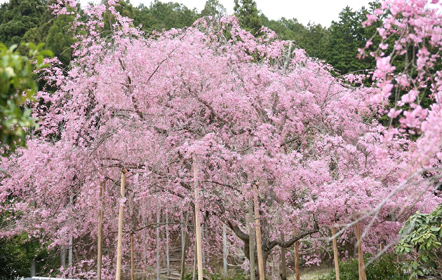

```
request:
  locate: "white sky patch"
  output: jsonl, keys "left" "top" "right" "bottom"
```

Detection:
{"left": 0, "top": 0, "right": 373, "bottom": 27}
{"left": 121, "top": 0, "right": 373, "bottom": 26}
{"left": 1, "top": 0, "right": 440, "bottom": 27}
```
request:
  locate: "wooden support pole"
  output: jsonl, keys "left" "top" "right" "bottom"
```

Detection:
{"left": 180, "top": 210, "right": 190, "bottom": 280}
{"left": 355, "top": 222, "right": 367, "bottom": 280}
{"left": 280, "top": 233, "right": 287, "bottom": 280}
{"left": 156, "top": 209, "right": 160, "bottom": 280}
{"left": 253, "top": 183, "right": 265, "bottom": 280}
{"left": 248, "top": 203, "right": 256, "bottom": 280}
{"left": 293, "top": 228, "right": 300, "bottom": 280}
{"left": 115, "top": 170, "right": 126, "bottom": 280}
{"left": 166, "top": 211, "right": 170, "bottom": 275}
{"left": 131, "top": 233, "right": 135, "bottom": 280}
{"left": 331, "top": 227, "right": 340, "bottom": 280}
{"left": 193, "top": 156, "right": 203, "bottom": 280}
{"left": 97, "top": 181, "right": 104, "bottom": 280}
{"left": 223, "top": 223, "right": 228, "bottom": 275}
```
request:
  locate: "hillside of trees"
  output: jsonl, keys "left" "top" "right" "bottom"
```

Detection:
{"left": 0, "top": 0, "right": 381, "bottom": 74}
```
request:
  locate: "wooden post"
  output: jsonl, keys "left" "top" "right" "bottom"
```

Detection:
{"left": 293, "top": 229, "right": 300, "bottom": 280}
{"left": 61, "top": 245, "right": 66, "bottom": 269}
{"left": 248, "top": 202, "right": 256, "bottom": 280}
{"left": 331, "top": 227, "right": 340, "bottom": 280}
{"left": 223, "top": 223, "right": 228, "bottom": 275}
{"left": 192, "top": 241, "right": 197, "bottom": 280}
{"left": 97, "top": 182, "right": 104, "bottom": 280}
{"left": 180, "top": 210, "right": 190, "bottom": 280}
{"left": 69, "top": 195, "right": 73, "bottom": 278}
{"left": 156, "top": 209, "right": 160, "bottom": 280}
{"left": 280, "top": 233, "right": 287, "bottom": 280}
{"left": 355, "top": 222, "right": 367, "bottom": 280}
{"left": 253, "top": 183, "right": 265, "bottom": 280}
{"left": 166, "top": 211, "right": 170, "bottom": 275}
{"left": 193, "top": 156, "right": 203, "bottom": 280}
{"left": 131, "top": 233, "right": 135, "bottom": 280}
{"left": 115, "top": 170, "right": 126, "bottom": 280}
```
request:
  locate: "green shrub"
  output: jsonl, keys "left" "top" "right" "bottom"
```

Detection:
{"left": 395, "top": 205, "right": 442, "bottom": 278}
{"left": 318, "top": 254, "right": 403, "bottom": 280}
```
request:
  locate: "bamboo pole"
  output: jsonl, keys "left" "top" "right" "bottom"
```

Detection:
{"left": 248, "top": 202, "right": 256, "bottom": 280}
{"left": 253, "top": 183, "right": 265, "bottom": 280}
{"left": 193, "top": 156, "right": 203, "bottom": 280}
{"left": 280, "top": 233, "right": 287, "bottom": 279}
{"left": 180, "top": 210, "right": 190, "bottom": 280}
{"left": 294, "top": 229, "right": 300, "bottom": 280}
{"left": 97, "top": 181, "right": 104, "bottom": 280}
{"left": 192, "top": 241, "right": 196, "bottom": 280}
{"left": 331, "top": 227, "right": 340, "bottom": 280}
{"left": 222, "top": 224, "right": 228, "bottom": 275}
{"left": 355, "top": 222, "right": 367, "bottom": 280}
{"left": 69, "top": 195, "right": 73, "bottom": 278}
{"left": 131, "top": 233, "right": 135, "bottom": 280}
{"left": 156, "top": 209, "right": 160, "bottom": 280}
{"left": 115, "top": 169, "right": 126, "bottom": 280}
{"left": 166, "top": 211, "right": 170, "bottom": 275}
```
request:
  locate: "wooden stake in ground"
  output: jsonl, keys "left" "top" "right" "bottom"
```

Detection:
{"left": 193, "top": 155, "right": 203, "bottom": 280}
{"left": 248, "top": 202, "right": 256, "bottom": 280}
{"left": 280, "top": 232, "right": 287, "bottom": 280}
{"left": 131, "top": 232, "right": 135, "bottom": 280}
{"left": 293, "top": 229, "right": 300, "bottom": 280}
{"left": 355, "top": 222, "right": 367, "bottom": 280}
{"left": 115, "top": 169, "right": 126, "bottom": 280}
{"left": 97, "top": 181, "right": 105, "bottom": 280}
{"left": 253, "top": 183, "right": 265, "bottom": 280}
{"left": 166, "top": 211, "right": 170, "bottom": 275}
{"left": 156, "top": 209, "right": 161, "bottom": 280}
{"left": 180, "top": 209, "right": 190, "bottom": 280}
{"left": 222, "top": 223, "right": 228, "bottom": 275}
{"left": 331, "top": 227, "right": 340, "bottom": 280}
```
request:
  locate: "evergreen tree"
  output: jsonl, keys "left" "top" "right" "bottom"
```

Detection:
{"left": 133, "top": 0, "right": 199, "bottom": 33}
{"left": 200, "top": 0, "right": 226, "bottom": 19}
{"left": 234, "top": 0, "right": 261, "bottom": 34}
{"left": 325, "top": 4, "right": 378, "bottom": 74}
{"left": 0, "top": 0, "right": 45, "bottom": 46}
{"left": 45, "top": 15, "right": 75, "bottom": 66}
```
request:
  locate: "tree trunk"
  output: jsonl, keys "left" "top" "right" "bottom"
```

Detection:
{"left": 193, "top": 156, "right": 203, "bottom": 280}
{"left": 115, "top": 170, "right": 126, "bottom": 280}
{"left": 253, "top": 183, "right": 265, "bottom": 280}
{"left": 97, "top": 181, "right": 104, "bottom": 280}
{"left": 355, "top": 222, "right": 367, "bottom": 280}
{"left": 331, "top": 227, "right": 340, "bottom": 280}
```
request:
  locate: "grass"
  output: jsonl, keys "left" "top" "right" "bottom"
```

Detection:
{"left": 288, "top": 266, "right": 333, "bottom": 280}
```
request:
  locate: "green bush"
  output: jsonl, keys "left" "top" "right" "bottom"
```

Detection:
{"left": 318, "top": 254, "right": 403, "bottom": 280}
{"left": 395, "top": 205, "right": 442, "bottom": 278}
